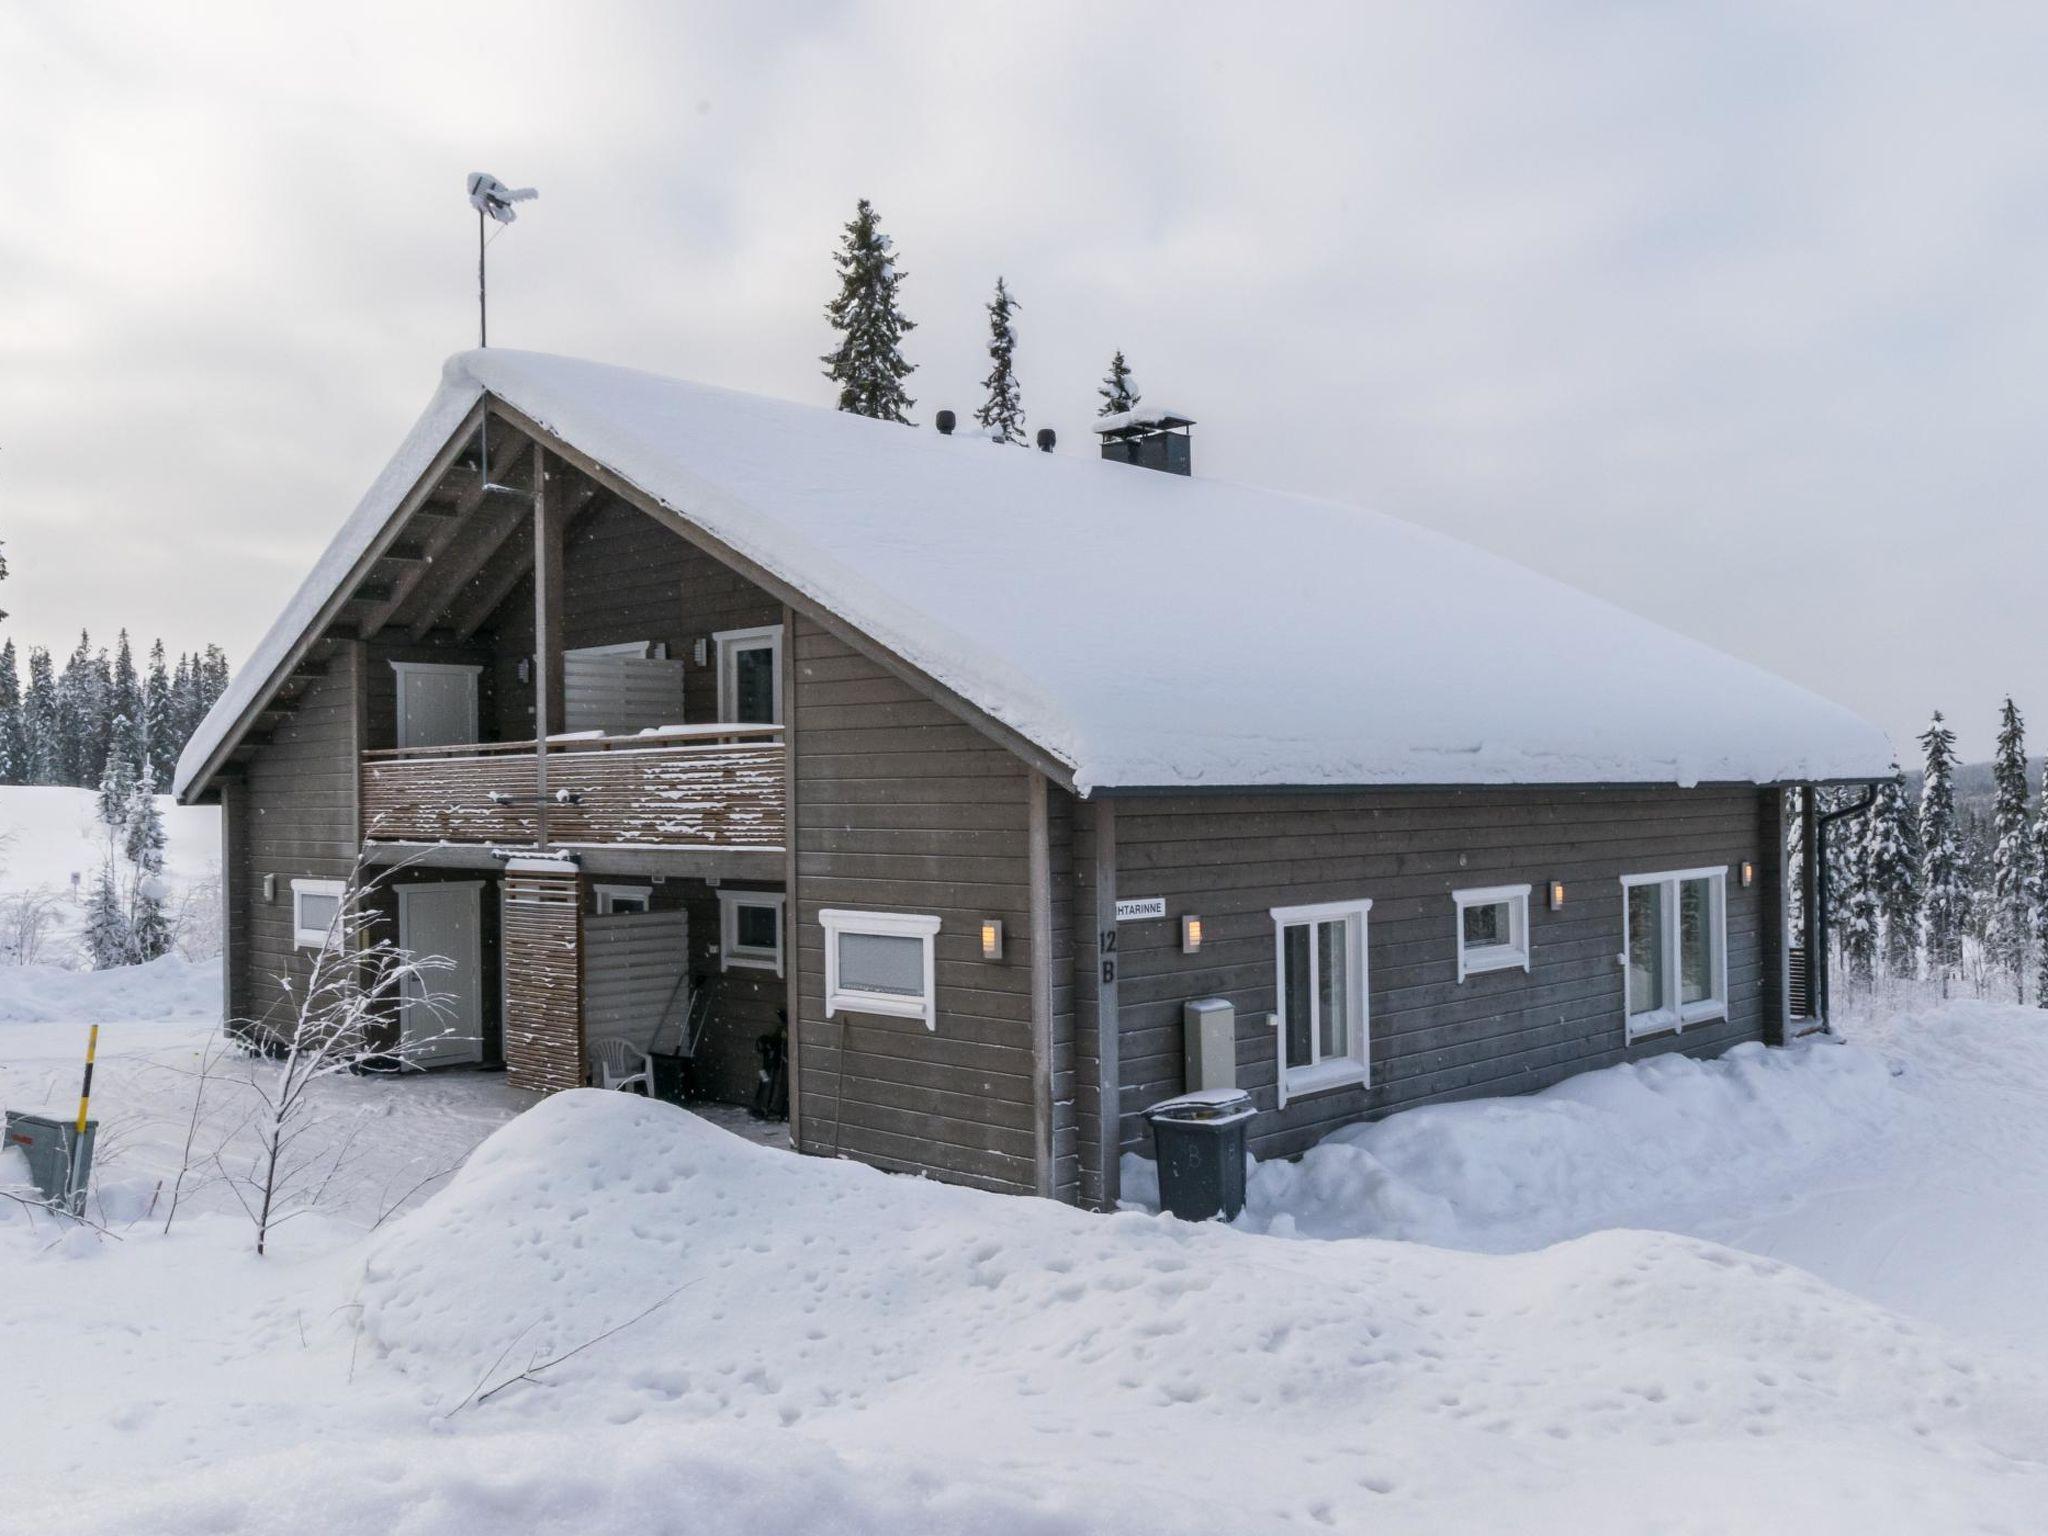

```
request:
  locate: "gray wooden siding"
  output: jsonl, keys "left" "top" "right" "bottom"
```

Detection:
{"left": 1105, "top": 785, "right": 1773, "bottom": 1163}
{"left": 789, "top": 615, "right": 1042, "bottom": 1196}
{"left": 234, "top": 648, "right": 363, "bottom": 1037}
{"left": 485, "top": 499, "right": 781, "bottom": 734}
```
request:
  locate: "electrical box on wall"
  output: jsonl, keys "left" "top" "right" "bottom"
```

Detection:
{"left": 1183, "top": 997, "right": 1237, "bottom": 1092}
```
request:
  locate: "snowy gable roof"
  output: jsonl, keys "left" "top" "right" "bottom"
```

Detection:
{"left": 177, "top": 350, "right": 1892, "bottom": 800}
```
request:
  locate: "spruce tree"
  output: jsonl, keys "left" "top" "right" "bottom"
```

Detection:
{"left": 123, "top": 770, "right": 172, "bottom": 961}
{"left": 974, "top": 277, "right": 1025, "bottom": 444}
{"left": 22, "top": 646, "right": 59, "bottom": 785}
{"left": 1919, "top": 712, "right": 1968, "bottom": 994}
{"left": 1098, "top": 349, "right": 1141, "bottom": 416}
{"left": 0, "top": 638, "right": 21, "bottom": 786}
{"left": 1988, "top": 698, "right": 2035, "bottom": 1000}
{"left": 2030, "top": 768, "right": 2048, "bottom": 1009}
{"left": 143, "top": 639, "right": 174, "bottom": 790}
{"left": 82, "top": 859, "right": 132, "bottom": 970}
{"left": 1842, "top": 823, "right": 1878, "bottom": 988}
{"left": 820, "top": 198, "right": 916, "bottom": 423}
{"left": 109, "top": 629, "right": 143, "bottom": 777}
{"left": 1865, "top": 764, "right": 1921, "bottom": 980}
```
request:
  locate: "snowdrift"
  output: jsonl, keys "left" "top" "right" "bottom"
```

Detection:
{"left": 1177, "top": 1038, "right": 1904, "bottom": 1249}
{"left": 340, "top": 1089, "right": 2048, "bottom": 1534}
{"left": 0, "top": 953, "right": 220, "bottom": 1024}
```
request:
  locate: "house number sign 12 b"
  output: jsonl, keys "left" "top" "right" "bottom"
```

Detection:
{"left": 1114, "top": 897, "right": 1166, "bottom": 922}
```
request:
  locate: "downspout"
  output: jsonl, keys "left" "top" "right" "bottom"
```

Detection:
{"left": 1812, "top": 784, "right": 1879, "bottom": 1030}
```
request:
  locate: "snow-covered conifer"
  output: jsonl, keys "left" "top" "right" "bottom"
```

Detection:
{"left": 22, "top": 647, "right": 59, "bottom": 785}
{"left": 1864, "top": 765, "right": 1920, "bottom": 980}
{"left": 1098, "top": 350, "right": 1140, "bottom": 416}
{"left": 144, "top": 639, "right": 174, "bottom": 790}
{"left": 0, "top": 638, "right": 21, "bottom": 786}
{"left": 820, "top": 199, "right": 916, "bottom": 424}
{"left": 974, "top": 277, "right": 1025, "bottom": 445}
{"left": 1988, "top": 698, "right": 2035, "bottom": 1000}
{"left": 1919, "top": 712, "right": 1968, "bottom": 993}
{"left": 82, "top": 859, "right": 132, "bottom": 970}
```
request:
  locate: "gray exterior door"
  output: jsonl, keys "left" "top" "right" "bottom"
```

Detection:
{"left": 393, "top": 663, "right": 480, "bottom": 749}
{"left": 398, "top": 882, "right": 485, "bottom": 1066}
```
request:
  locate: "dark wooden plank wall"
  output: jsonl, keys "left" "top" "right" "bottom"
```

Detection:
{"left": 233, "top": 648, "right": 363, "bottom": 1037}
{"left": 1047, "top": 786, "right": 1079, "bottom": 1203}
{"left": 1104, "top": 785, "right": 1772, "bottom": 1163}
{"left": 486, "top": 499, "right": 782, "bottom": 733}
{"left": 789, "top": 615, "right": 1041, "bottom": 1196}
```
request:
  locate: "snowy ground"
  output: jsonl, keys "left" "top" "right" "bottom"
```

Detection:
{"left": 4, "top": 971, "right": 2048, "bottom": 1533}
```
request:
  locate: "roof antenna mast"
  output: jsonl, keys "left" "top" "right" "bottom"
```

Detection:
{"left": 464, "top": 172, "right": 539, "bottom": 486}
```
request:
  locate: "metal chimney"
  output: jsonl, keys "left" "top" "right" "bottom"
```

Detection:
{"left": 1095, "top": 409, "right": 1194, "bottom": 475}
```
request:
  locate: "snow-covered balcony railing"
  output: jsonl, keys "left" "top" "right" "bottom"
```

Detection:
{"left": 360, "top": 724, "right": 785, "bottom": 852}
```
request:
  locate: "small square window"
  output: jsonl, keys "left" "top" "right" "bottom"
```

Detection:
{"left": 1453, "top": 884, "right": 1531, "bottom": 981}
{"left": 593, "top": 884, "right": 652, "bottom": 916}
{"left": 821, "top": 908, "right": 941, "bottom": 1028}
{"left": 291, "top": 878, "right": 347, "bottom": 950}
{"left": 718, "top": 889, "right": 788, "bottom": 977}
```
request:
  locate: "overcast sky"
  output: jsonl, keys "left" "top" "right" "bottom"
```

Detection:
{"left": 3, "top": 3, "right": 2043, "bottom": 761}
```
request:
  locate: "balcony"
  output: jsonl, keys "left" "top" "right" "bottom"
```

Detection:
{"left": 361, "top": 724, "right": 785, "bottom": 859}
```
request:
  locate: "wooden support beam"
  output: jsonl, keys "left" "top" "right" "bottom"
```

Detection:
{"left": 362, "top": 450, "right": 503, "bottom": 640}
{"left": 1094, "top": 800, "right": 1120, "bottom": 1209}
{"left": 447, "top": 476, "right": 598, "bottom": 642}
{"left": 533, "top": 454, "right": 566, "bottom": 847}
{"left": 402, "top": 443, "right": 538, "bottom": 643}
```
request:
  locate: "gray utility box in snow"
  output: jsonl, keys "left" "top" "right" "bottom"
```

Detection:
{"left": 3, "top": 1110, "right": 96, "bottom": 1211}
{"left": 1182, "top": 998, "right": 1237, "bottom": 1092}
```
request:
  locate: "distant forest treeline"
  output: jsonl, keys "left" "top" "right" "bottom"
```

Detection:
{"left": 0, "top": 631, "right": 230, "bottom": 792}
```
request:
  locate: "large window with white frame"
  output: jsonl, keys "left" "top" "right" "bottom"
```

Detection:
{"left": 291, "top": 878, "right": 347, "bottom": 950}
{"left": 1453, "top": 883, "right": 1531, "bottom": 981}
{"left": 1620, "top": 866, "right": 1728, "bottom": 1039}
{"left": 1270, "top": 898, "right": 1371, "bottom": 1105}
{"left": 718, "top": 889, "right": 787, "bottom": 976}
{"left": 821, "top": 908, "right": 941, "bottom": 1028}
{"left": 713, "top": 625, "right": 784, "bottom": 725}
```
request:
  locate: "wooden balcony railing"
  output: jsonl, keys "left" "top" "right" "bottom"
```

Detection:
{"left": 361, "top": 724, "right": 785, "bottom": 851}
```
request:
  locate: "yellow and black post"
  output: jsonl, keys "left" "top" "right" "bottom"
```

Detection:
{"left": 67, "top": 1024, "right": 97, "bottom": 1215}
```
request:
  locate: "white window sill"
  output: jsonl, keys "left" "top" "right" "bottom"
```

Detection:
{"left": 1627, "top": 1003, "right": 1727, "bottom": 1042}
{"left": 827, "top": 989, "right": 933, "bottom": 1028}
{"left": 1458, "top": 947, "right": 1530, "bottom": 981}
{"left": 1281, "top": 1059, "right": 1369, "bottom": 1102}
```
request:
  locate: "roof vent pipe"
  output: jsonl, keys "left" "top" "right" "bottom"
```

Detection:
{"left": 935, "top": 409, "right": 956, "bottom": 436}
{"left": 1035, "top": 427, "right": 1057, "bottom": 453}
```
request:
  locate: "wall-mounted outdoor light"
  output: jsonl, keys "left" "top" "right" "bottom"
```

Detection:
{"left": 1547, "top": 880, "right": 1566, "bottom": 912}
{"left": 1740, "top": 861, "right": 1755, "bottom": 888}
{"left": 980, "top": 918, "right": 1005, "bottom": 961}
{"left": 1180, "top": 915, "right": 1204, "bottom": 955}
{"left": 263, "top": 873, "right": 277, "bottom": 903}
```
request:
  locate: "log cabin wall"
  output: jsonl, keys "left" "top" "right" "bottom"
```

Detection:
{"left": 1102, "top": 784, "right": 1772, "bottom": 1166}
{"left": 231, "top": 646, "right": 363, "bottom": 1040}
{"left": 788, "top": 614, "right": 1046, "bottom": 1197}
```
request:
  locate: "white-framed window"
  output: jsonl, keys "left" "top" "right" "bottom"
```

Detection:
{"left": 593, "top": 883, "right": 652, "bottom": 915}
{"left": 713, "top": 625, "right": 784, "bottom": 725}
{"left": 1270, "top": 898, "right": 1371, "bottom": 1106}
{"left": 718, "top": 889, "right": 787, "bottom": 976}
{"left": 1620, "top": 866, "right": 1729, "bottom": 1040}
{"left": 820, "top": 908, "right": 940, "bottom": 1029}
{"left": 1453, "top": 883, "right": 1531, "bottom": 981}
{"left": 291, "top": 878, "right": 347, "bottom": 950}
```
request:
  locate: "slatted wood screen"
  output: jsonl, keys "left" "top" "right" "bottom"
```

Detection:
{"left": 502, "top": 867, "right": 585, "bottom": 1095}
{"left": 1787, "top": 946, "right": 1813, "bottom": 1021}
{"left": 564, "top": 654, "right": 688, "bottom": 736}
{"left": 584, "top": 910, "right": 690, "bottom": 1055}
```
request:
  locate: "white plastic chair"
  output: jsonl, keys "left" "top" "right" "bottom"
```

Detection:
{"left": 588, "top": 1036, "right": 653, "bottom": 1094}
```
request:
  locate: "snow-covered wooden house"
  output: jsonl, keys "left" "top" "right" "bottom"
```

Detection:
{"left": 175, "top": 351, "right": 1892, "bottom": 1205}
